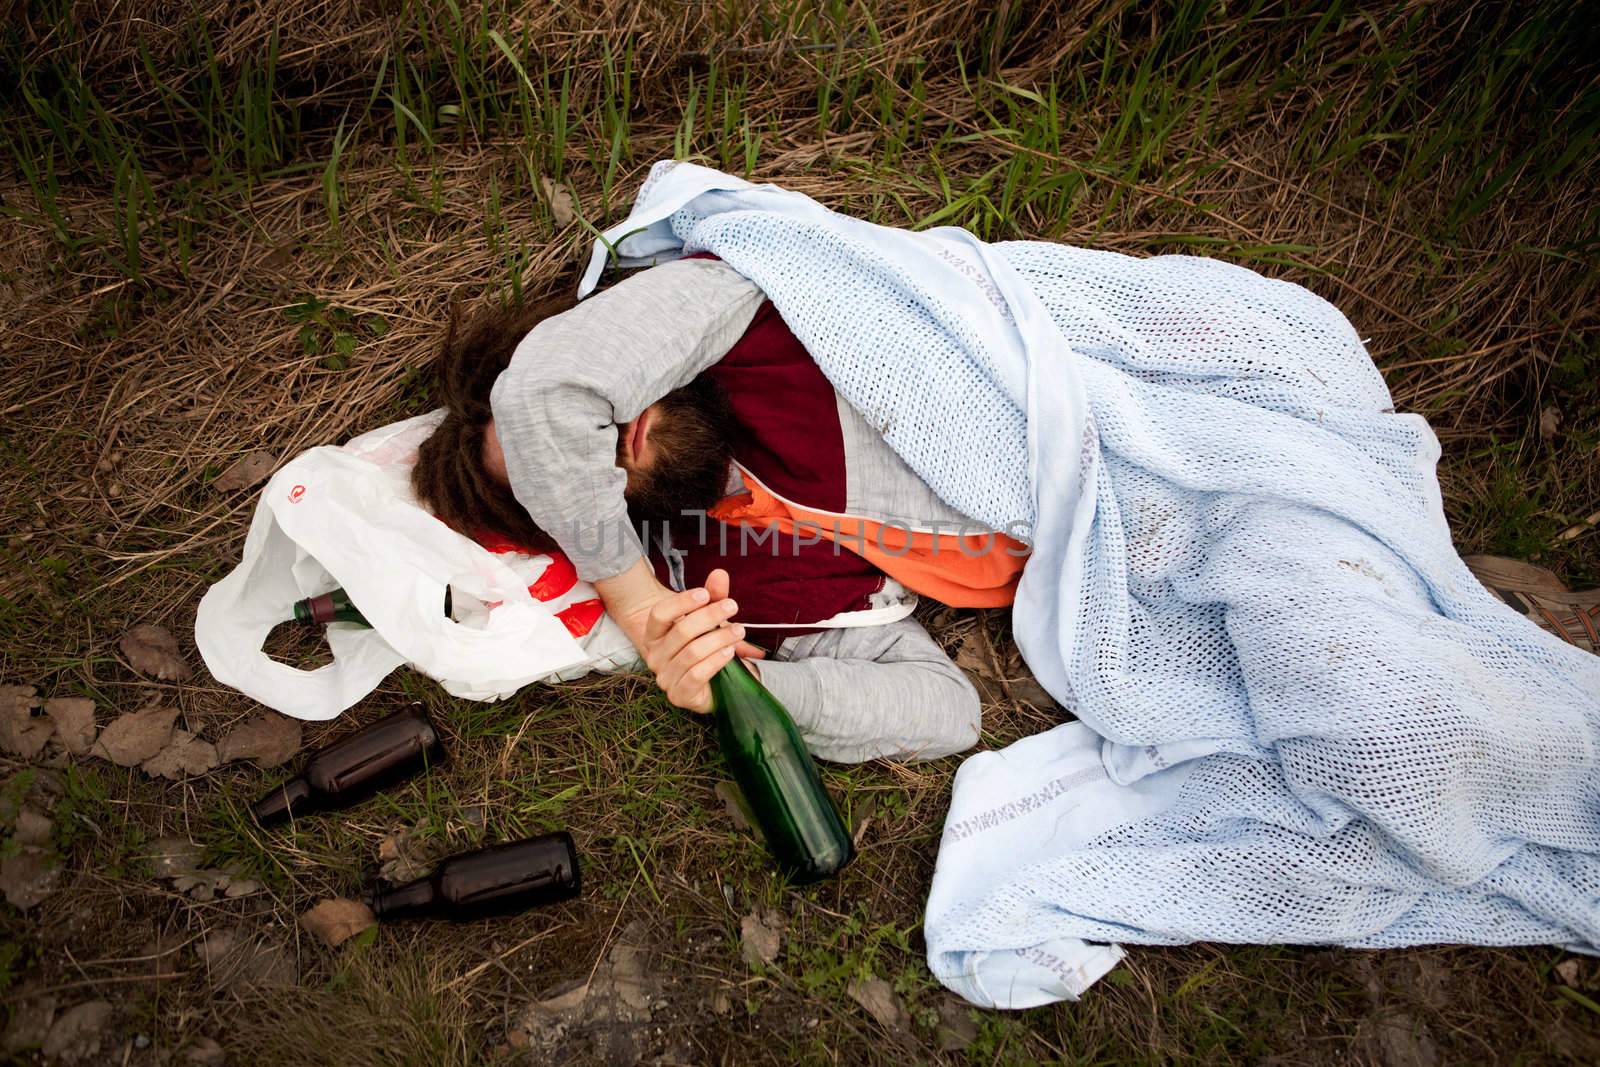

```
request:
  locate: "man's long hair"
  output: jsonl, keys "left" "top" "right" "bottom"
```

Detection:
{"left": 411, "top": 292, "right": 577, "bottom": 551}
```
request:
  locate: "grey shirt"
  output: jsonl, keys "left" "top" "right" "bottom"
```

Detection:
{"left": 491, "top": 258, "right": 980, "bottom": 762}
{"left": 491, "top": 257, "right": 766, "bottom": 584}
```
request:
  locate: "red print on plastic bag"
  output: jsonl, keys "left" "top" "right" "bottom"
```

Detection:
{"left": 554, "top": 598, "right": 604, "bottom": 637}
{"left": 527, "top": 554, "right": 578, "bottom": 602}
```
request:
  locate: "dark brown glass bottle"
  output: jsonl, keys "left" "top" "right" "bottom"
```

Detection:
{"left": 368, "top": 833, "right": 580, "bottom": 921}
{"left": 250, "top": 708, "right": 445, "bottom": 826}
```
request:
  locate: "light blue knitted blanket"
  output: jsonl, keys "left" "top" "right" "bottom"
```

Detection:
{"left": 583, "top": 162, "right": 1600, "bottom": 1008}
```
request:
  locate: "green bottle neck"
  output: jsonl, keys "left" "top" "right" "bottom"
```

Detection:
{"left": 710, "top": 656, "right": 763, "bottom": 710}
{"left": 292, "top": 586, "right": 460, "bottom": 628}
{"left": 293, "top": 589, "right": 370, "bottom": 627}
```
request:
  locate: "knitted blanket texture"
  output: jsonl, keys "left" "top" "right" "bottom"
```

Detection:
{"left": 581, "top": 162, "right": 1600, "bottom": 1008}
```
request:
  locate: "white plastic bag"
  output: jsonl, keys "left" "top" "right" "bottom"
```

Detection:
{"left": 194, "top": 412, "right": 639, "bottom": 721}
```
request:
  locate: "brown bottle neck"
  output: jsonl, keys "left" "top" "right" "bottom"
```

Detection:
{"left": 249, "top": 777, "right": 314, "bottom": 826}
{"left": 369, "top": 878, "right": 435, "bottom": 920}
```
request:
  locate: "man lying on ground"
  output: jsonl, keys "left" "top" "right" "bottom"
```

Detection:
{"left": 411, "top": 255, "right": 1598, "bottom": 764}
{"left": 412, "top": 256, "right": 1025, "bottom": 761}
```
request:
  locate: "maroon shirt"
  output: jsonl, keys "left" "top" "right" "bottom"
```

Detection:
{"left": 649, "top": 291, "right": 887, "bottom": 648}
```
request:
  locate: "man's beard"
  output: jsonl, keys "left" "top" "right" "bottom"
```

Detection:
{"left": 620, "top": 376, "right": 734, "bottom": 524}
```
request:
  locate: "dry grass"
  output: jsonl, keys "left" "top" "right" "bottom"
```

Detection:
{"left": 1, "top": 1, "right": 1598, "bottom": 1064}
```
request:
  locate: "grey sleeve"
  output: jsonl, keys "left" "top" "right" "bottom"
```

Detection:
{"left": 489, "top": 258, "right": 764, "bottom": 581}
{"left": 754, "top": 617, "right": 981, "bottom": 764}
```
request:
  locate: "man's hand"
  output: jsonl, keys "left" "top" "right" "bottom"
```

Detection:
{"left": 593, "top": 558, "right": 679, "bottom": 654}
{"left": 593, "top": 561, "right": 763, "bottom": 713}
{"left": 639, "top": 568, "right": 761, "bottom": 714}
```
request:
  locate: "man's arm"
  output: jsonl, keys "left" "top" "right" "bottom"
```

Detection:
{"left": 632, "top": 570, "right": 977, "bottom": 763}
{"left": 489, "top": 257, "right": 764, "bottom": 582}
{"left": 755, "top": 619, "right": 982, "bottom": 764}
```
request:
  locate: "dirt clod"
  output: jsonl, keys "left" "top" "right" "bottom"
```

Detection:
{"left": 13, "top": 808, "right": 52, "bottom": 846}
{"left": 184, "top": 1036, "right": 227, "bottom": 1065}
{"left": 174, "top": 868, "right": 260, "bottom": 901}
{"left": 147, "top": 837, "right": 204, "bottom": 879}
{"left": 739, "top": 909, "right": 783, "bottom": 968}
{"left": 0, "top": 847, "right": 61, "bottom": 909}
{"left": 141, "top": 932, "right": 185, "bottom": 979}
{"left": 1, "top": 770, "right": 63, "bottom": 822}
{"left": 197, "top": 929, "right": 298, "bottom": 990}
{"left": 514, "top": 921, "right": 655, "bottom": 1067}
{"left": 41, "top": 1000, "right": 113, "bottom": 1064}
{"left": 1354, "top": 1011, "right": 1439, "bottom": 1067}
{"left": 935, "top": 996, "right": 979, "bottom": 1051}
{"left": 2, "top": 994, "right": 56, "bottom": 1053}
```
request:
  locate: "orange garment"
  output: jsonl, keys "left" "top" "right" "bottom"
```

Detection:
{"left": 709, "top": 469, "right": 1027, "bottom": 608}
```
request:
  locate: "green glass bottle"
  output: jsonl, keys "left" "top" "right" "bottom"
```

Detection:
{"left": 291, "top": 586, "right": 478, "bottom": 629}
{"left": 293, "top": 587, "right": 373, "bottom": 627}
{"left": 710, "top": 657, "right": 855, "bottom": 883}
